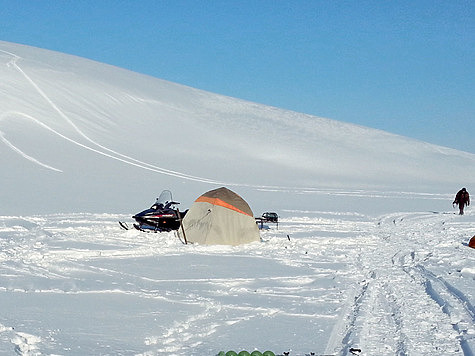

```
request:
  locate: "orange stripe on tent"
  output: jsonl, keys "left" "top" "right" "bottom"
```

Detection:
{"left": 195, "top": 196, "right": 252, "bottom": 216}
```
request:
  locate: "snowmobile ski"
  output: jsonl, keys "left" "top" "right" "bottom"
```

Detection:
{"left": 118, "top": 221, "right": 129, "bottom": 230}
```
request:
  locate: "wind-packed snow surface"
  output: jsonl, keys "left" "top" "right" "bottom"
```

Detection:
{"left": 0, "top": 41, "right": 474, "bottom": 355}
{"left": 0, "top": 212, "right": 474, "bottom": 355}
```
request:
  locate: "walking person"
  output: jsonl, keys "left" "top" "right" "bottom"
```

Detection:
{"left": 453, "top": 188, "right": 470, "bottom": 215}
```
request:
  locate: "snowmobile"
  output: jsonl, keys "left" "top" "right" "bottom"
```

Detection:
{"left": 119, "top": 190, "right": 188, "bottom": 232}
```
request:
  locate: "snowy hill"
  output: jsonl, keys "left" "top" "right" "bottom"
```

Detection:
{"left": 0, "top": 41, "right": 474, "bottom": 356}
{"left": 1, "top": 40, "right": 474, "bottom": 216}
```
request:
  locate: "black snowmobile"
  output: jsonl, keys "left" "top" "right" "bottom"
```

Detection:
{"left": 119, "top": 190, "right": 187, "bottom": 232}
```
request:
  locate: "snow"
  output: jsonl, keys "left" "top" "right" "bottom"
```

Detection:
{"left": 0, "top": 41, "right": 474, "bottom": 355}
{"left": 0, "top": 212, "right": 473, "bottom": 355}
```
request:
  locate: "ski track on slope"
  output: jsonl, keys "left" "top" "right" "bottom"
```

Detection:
{"left": 0, "top": 127, "right": 63, "bottom": 172}
{"left": 0, "top": 49, "right": 223, "bottom": 184}
{"left": 1, "top": 49, "right": 458, "bottom": 200}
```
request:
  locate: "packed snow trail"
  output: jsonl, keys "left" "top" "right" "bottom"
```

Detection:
{"left": 0, "top": 211, "right": 473, "bottom": 355}
{"left": 327, "top": 212, "right": 475, "bottom": 356}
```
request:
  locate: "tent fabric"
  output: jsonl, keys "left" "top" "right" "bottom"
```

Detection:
{"left": 179, "top": 187, "right": 260, "bottom": 246}
{"left": 196, "top": 188, "right": 254, "bottom": 216}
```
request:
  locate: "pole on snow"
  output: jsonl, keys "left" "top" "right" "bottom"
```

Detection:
{"left": 176, "top": 209, "right": 187, "bottom": 244}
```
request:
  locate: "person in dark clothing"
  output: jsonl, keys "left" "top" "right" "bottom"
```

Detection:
{"left": 453, "top": 188, "right": 470, "bottom": 215}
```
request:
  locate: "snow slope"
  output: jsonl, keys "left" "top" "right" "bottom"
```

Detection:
{"left": 1, "top": 40, "right": 474, "bottom": 216}
{"left": 0, "top": 41, "right": 474, "bottom": 355}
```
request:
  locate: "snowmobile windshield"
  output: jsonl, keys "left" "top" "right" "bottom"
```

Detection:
{"left": 154, "top": 190, "right": 173, "bottom": 207}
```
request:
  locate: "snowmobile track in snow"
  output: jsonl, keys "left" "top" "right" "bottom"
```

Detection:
{"left": 413, "top": 264, "right": 475, "bottom": 355}
{"left": 327, "top": 212, "right": 474, "bottom": 356}
{"left": 0, "top": 211, "right": 473, "bottom": 355}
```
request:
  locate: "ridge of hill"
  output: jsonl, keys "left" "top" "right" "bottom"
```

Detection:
{"left": 1, "top": 41, "right": 474, "bottom": 215}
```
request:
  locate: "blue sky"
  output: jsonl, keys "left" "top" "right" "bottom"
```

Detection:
{"left": 2, "top": 1, "right": 474, "bottom": 153}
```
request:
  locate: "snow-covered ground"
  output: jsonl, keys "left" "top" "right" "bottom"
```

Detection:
{"left": 1, "top": 41, "right": 474, "bottom": 355}
{"left": 0, "top": 208, "right": 473, "bottom": 355}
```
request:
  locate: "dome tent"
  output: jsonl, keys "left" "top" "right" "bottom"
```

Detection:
{"left": 179, "top": 187, "right": 260, "bottom": 246}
